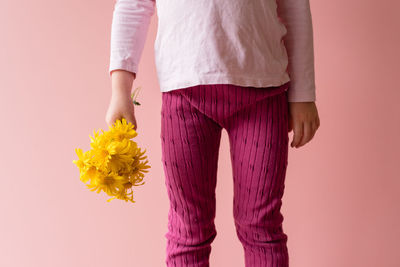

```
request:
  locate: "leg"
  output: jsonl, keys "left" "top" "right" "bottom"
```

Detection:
{"left": 161, "top": 90, "right": 223, "bottom": 267}
{"left": 225, "top": 90, "right": 290, "bottom": 267}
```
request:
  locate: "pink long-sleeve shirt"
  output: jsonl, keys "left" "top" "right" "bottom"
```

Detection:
{"left": 108, "top": 0, "right": 316, "bottom": 102}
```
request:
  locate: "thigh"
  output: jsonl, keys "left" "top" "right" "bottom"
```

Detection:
{"left": 225, "top": 90, "right": 289, "bottom": 225}
{"left": 160, "top": 90, "right": 223, "bottom": 236}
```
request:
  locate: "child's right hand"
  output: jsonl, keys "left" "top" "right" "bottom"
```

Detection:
{"left": 105, "top": 70, "right": 138, "bottom": 130}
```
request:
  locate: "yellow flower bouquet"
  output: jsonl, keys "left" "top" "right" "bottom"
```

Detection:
{"left": 73, "top": 86, "right": 150, "bottom": 203}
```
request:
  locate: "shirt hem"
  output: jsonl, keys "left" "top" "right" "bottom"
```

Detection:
{"left": 158, "top": 73, "right": 291, "bottom": 92}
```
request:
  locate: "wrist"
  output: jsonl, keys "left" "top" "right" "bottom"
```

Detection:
{"left": 111, "top": 70, "right": 136, "bottom": 95}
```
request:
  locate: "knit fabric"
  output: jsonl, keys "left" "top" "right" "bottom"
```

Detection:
{"left": 160, "top": 82, "right": 290, "bottom": 266}
{"left": 109, "top": 0, "right": 317, "bottom": 102}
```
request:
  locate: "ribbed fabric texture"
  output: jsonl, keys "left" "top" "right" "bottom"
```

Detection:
{"left": 160, "top": 82, "right": 290, "bottom": 267}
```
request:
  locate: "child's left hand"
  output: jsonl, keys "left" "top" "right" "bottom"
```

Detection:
{"left": 288, "top": 102, "right": 320, "bottom": 148}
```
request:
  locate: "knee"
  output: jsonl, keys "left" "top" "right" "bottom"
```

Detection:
{"left": 233, "top": 214, "right": 287, "bottom": 245}
{"left": 167, "top": 213, "right": 217, "bottom": 246}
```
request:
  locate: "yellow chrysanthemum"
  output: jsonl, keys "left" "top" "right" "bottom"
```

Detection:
{"left": 108, "top": 118, "right": 138, "bottom": 141}
{"left": 73, "top": 118, "right": 151, "bottom": 203}
{"left": 107, "top": 139, "right": 137, "bottom": 173}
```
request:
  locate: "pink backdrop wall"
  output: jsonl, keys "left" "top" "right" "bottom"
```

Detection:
{"left": 1, "top": 0, "right": 399, "bottom": 266}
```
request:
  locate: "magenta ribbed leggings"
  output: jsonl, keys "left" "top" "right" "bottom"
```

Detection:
{"left": 160, "top": 82, "right": 290, "bottom": 267}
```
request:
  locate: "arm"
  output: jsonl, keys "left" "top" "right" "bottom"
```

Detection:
{"left": 106, "top": 0, "right": 156, "bottom": 128}
{"left": 276, "top": 0, "right": 316, "bottom": 102}
{"left": 109, "top": 0, "right": 156, "bottom": 85}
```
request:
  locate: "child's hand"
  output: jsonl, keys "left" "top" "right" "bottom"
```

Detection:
{"left": 288, "top": 102, "right": 320, "bottom": 148}
{"left": 105, "top": 89, "right": 138, "bottom": 131}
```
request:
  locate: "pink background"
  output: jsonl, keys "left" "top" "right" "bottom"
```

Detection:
{"left": 1, "top": 0, "right": 399, "bottom": 266}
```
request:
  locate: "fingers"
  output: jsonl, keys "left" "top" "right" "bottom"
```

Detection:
{"left": 290, "top": 120, "right": 303, "bottom": 148}
{"left": 291, "top": 118, "right": 319, "bottom": 148}
{"left": 297, "top": 121, "right": 313, "bottom": 148}
{"left": 124, "top": 113, "right": 138, "bottom": 131}
{"left": 105, "top": 113, "right": 117, "bottom": 127}
{"left": 106, "top": 114, "right": 122, "bottom": 128}
{"left": 108, "top": 113, "right": 137, "bottom": 131}
{"left": 105, "top": 94, "right": 138, "bottom": 131}
{"left": 288, "top": 101, "right": 320, "bottom": 148}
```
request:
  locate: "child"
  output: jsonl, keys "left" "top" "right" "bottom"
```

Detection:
{"left": 106, "top": 0, "right": 320, "bottom": 266}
